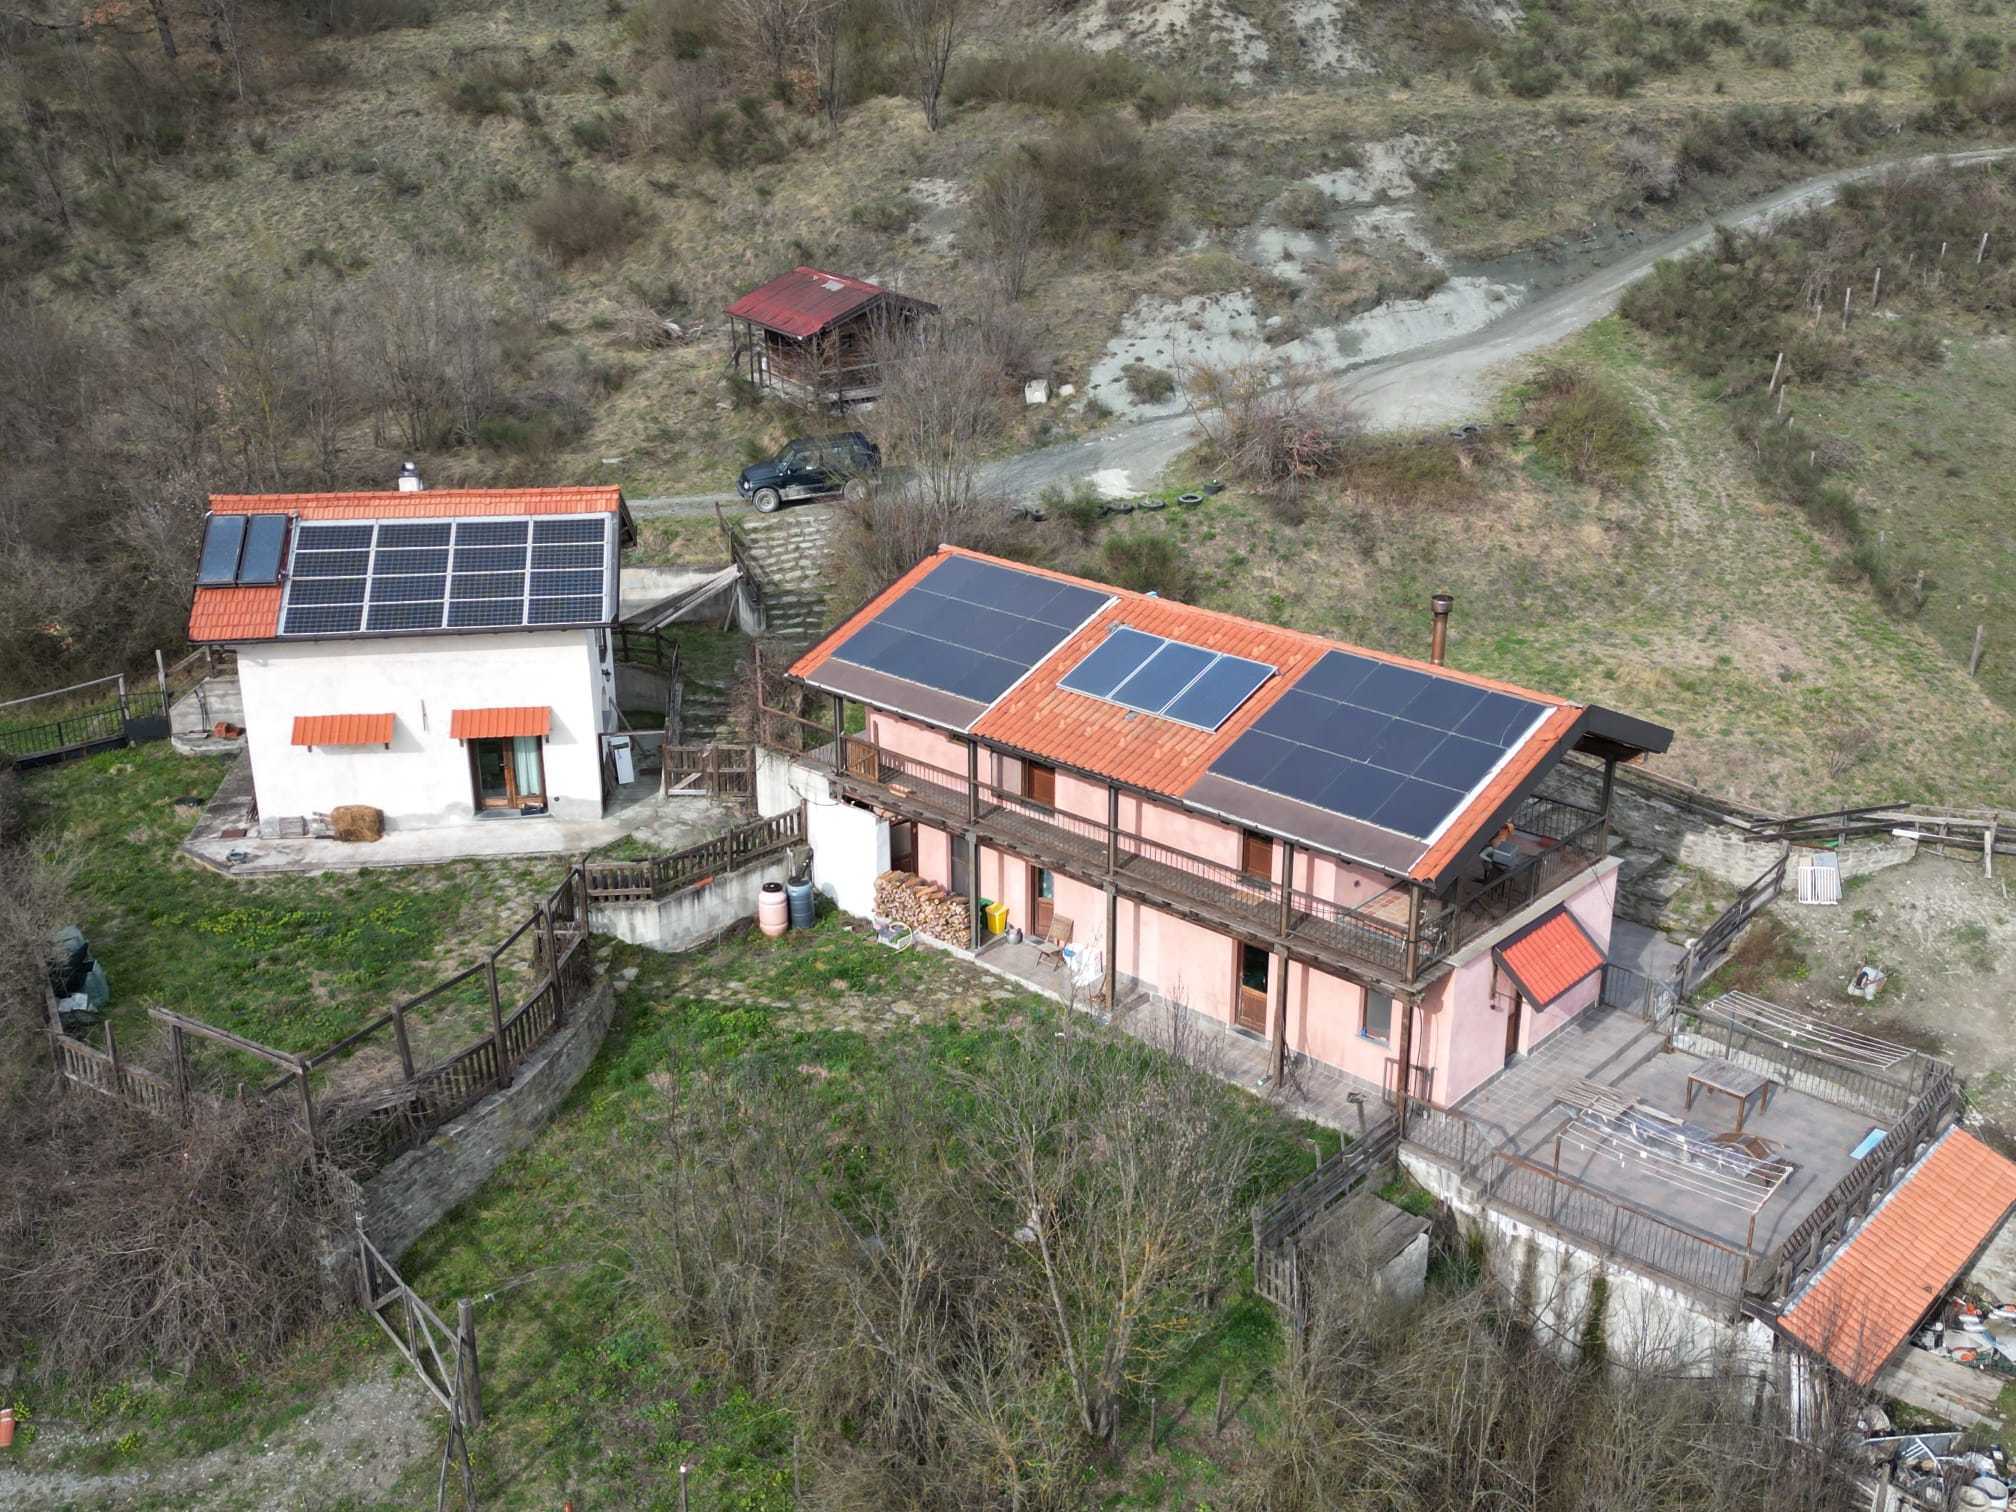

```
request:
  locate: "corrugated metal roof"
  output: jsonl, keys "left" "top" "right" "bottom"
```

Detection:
{"left": 1780, "top": 1128, "right": 2016, "bottom": 1384}
{"left": 1492, "top": 906, "right": 1605, "bottom": 1007}
{"left": 448, "top": 706, "right": 551, "bottom": 740}
{"left": 207, "top": 487, "right": 622, "bottom": 520}
{"left": 724, "top": 267, "right": 905, "bottom": 340}
{"left": 291, "top": 713, "right": 395, "bottom": 747}
{"left": 794, "top": 547, "right": 1592, "bottom": 882}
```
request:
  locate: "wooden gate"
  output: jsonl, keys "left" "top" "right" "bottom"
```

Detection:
{"left": 1677, "top": 849, "right": 1789, "bottom": 994}
{"left": 662, "top": 742, "right": 754, "bottom": 803}
{"left": 358, "top": 1222, "right": 480, "bottom": 1506}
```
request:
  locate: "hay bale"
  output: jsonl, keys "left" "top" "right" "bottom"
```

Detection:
{"left": 329, "top": 804, "right": 384, "bottom": 843}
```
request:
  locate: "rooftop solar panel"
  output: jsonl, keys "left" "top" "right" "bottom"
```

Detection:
{"left": 1056, "top": 629, "right": 1275, "bottom": 731}
{"left": 1058, "top": 628, "right": 1164, "bottom": 699}
{"left": 237, "top": 515, "right": 288, "bottom": 585}
{"left": 1112, "top": 642, "right": 1216, "bottom": 713}
{"left": 196, "top": 515, "right": 247, "bottom": 586}
{"left": 1206, "top": 650, "right": 1548, "bottom": 843}
{"left": 825, "top": 556, "right": 1109, "bottom": 714}
{"left": 276, "top": 515, "right": 613, "bottom": 639}
{"left": 1163, "top": 654, "right": 1272, "bottom": 729}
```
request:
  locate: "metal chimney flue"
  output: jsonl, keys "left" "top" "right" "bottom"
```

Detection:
{"left": 396, "top": 461, "right": 424, "bottom": 493}
{"left": 1429, "top": 593, "right": 1453, "bottom": 666}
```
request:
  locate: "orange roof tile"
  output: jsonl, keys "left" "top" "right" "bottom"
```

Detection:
{"left": 207, "top": 487, "right": 623, "bottom": 520}
{"left": 189, "top": 586, "right": 283, "bottom": 643}
{"left": 793, "top": 547, "right": 1588, "bottom": 880}
{"left": 1492, "top": 906, "right": 1605, "bottom": 1006}
{"left": 448, "top": 706, "right": 551, "bottom": 740}
{"left": 1780, "top": 1128, "right": 2016, "bottom": 1384}
{"left": 291, "top": 713, "right": 395, "bottom": 747}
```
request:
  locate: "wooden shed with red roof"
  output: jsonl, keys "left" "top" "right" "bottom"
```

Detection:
{"left": 725, "top": 266, "right": 938, "bottom": 403}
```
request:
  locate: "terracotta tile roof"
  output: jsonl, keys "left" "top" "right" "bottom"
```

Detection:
{"left": 189, "top": 586, "right": 283, "bottom": 643}
{"left": 1780, "top": 1127, "right": 2016, "bottom": 1384}
{"left": 291, "top": 713, "right": 395, "bottom": 747}
{"left": 794, "top": 547, "right": 1592, "bottom": 880}
{"left": 448, "top": 706, "right": 551, "bottom": 740}
{"left": 1492, "top": 906, "right": 1605, "bottom": 1007}
{"left": 207, "top": 487, "right": 622, "bottom": 520}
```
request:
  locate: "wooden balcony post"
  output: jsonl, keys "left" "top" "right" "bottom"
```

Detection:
{"left": 1269, "top": 948, "right": 1288, "bottom": 1084}
{"left": 1277, "top": 840, "right": 1295, "bottom": 937}
{"left": 1103, "top": 883, "right": 1118, "bottom": 1008}
{"left": 966, "top": 830, "right": 983, "bottom": 950}
{"left": 967, "top": 739, "right": 979, "bottom": 825}
{"left": 1599, "top": 756, "right": 1617, "bottom": 860}
{"left": 1392, "top": 997, "right": 1416, "bottom": 1138}
{"left": 1106, "top": 782, "right": 1119, "bottom": 876}
{"left": 1403, "top": 884, "right": 1423, "bottom": 983}
{"left": 830, "top": 693, "right": 845, "bottom": 773}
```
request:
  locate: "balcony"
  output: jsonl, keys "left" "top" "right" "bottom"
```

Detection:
{"left": 764, "top": 714, "right": 1608, "bottom": 990}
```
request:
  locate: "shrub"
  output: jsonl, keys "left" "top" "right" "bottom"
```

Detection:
{"left": 446, "top": 53, "right": 545, "bottom": 117}
{"left": 1040, "top": 479, "right": 1107, "bottom": 539}
{"left": 526, "top": 178, "right": 643, "bottom": 263}
{"left": 625, "top": 0, "right": 722, "bottom": 58}
{"left": 1963, "top": 33, "right": 2004, "bottom": 68}
{"left": 1100, "top": 534, "right": 1195, "bottom": 599}
{"left": 1617, "top": 138, "right": 1680, "bottom": 201}
{"left": 1273, "top": 182, "right": 1330, "bottom": 230}
{"left": 1503, "top": 54, "right": 1563, "bottom": 97}
{"left": 945, "top": 43, "right": 1206, "bottom": 122}
{"left": 1521, "top": 363, "right": 1651, "bottom": 487}
{"left": 1702, "top": 16, "right": 1745, "bottom": 45}
{"left": 1595, "top": 64, "right": 1645, "bottom": 97}
{"left": 1123, "top": 363, "right": 1176, "bottom": 403}
{"left": 1022, "top": 115, "right": 1168, "bottom": 242}
{"left": 1756, "top": 38, "right": 1795, "bottom": 67}
{"left": 1862, "top": 64, "right": 1889, "bottom": 85}
{"left": 849, "top": 191, "right": 918, "bottom": 235}
{"left": 569, "top": 111, "right": 628, "bottom": 157}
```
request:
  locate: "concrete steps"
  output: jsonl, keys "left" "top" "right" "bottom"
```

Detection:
{"left": 737, "top": 506, "right": 843, "bottom": 648}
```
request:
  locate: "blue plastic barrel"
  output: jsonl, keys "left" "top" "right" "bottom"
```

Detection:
{"left": 786, "top": 878, "right": 815, "bottom": 929}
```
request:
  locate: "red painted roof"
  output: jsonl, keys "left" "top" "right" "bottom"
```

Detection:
{"left": 187, "top": 488, "right": 624, "bottom": 644}
{"left": 292, "top": 713, "right": 394, "bottom": 747}
{"left": 449, "top": 706, "right": 551, "bottom": 740}
{"left": 1780, "top": 1128, "right": 2016, "bottom": 1384}
{"left": 207, "top": 487, "right": 622, "bottom": 521}
{"left": 1492, "top": 906, "right": 1604, "bottom": 1007}
{"left": 793, "top": 547, "right": 1590, "bottom": 882}
{"left": 725, "top": 267, "right": 900, "bottom": 340}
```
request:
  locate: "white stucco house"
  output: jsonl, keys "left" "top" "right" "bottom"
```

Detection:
{"left": 186, "top": 474, "right": 635, "bottom": 833}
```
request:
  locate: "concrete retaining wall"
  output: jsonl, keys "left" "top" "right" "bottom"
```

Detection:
{"left": 358, "top": 975, "right": 616, "bottom": 1263}
{"left": 592, "top": 855, "right": 792, "bottom": 951}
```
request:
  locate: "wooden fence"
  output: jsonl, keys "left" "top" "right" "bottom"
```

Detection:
{"left": 1252, "top": 1122, "right": 1402, "bottom": 1326}
{"left": 49, "top": 866, "right": 597, "bottom": 1171}
{"left": 583, "top": 804, "right": 805, "bottom": 904}
{"left": 1676, "top": 849, "right": 1788, "bottom": 993}
{"left": 358, "top": 1222, "right": 480, "bottom": 1506}
{"left": 662, "top": 741, "right": 754, "bottom": 802}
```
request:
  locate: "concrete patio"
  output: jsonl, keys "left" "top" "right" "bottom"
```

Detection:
{"left": 181, "top": 752, "right": 737, "bottom": 876}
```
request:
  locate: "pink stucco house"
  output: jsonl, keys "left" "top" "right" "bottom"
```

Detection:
{"left": 761, "top": 548, "right": 1670, "bottom": 1117}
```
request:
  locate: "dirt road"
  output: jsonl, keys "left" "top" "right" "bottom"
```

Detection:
{"left": 630, "top": 145, "right": 2010, "bottom": 522}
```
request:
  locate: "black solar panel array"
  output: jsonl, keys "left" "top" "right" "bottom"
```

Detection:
{"left": 197, "top": 513, "right": 289, "bottom": 587}
{"left": 1206, "top": 651, "right": 1547, "bottom": 842}
{"left": 1057, "top": 627, "right": 1273, "bottom": 731}
{"left": 277, "top": 516, "right": 611, "bottom": 637}
{"left": 827, "top": 556, "right": 1109, "bottom": 705}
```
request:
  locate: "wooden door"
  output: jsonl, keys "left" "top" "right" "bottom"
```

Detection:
{"left": 1235, "top": 943, "right": 1269, "bottom": 1033}
{"left": 1240, "top": 829, "right": 1274, "bottom": 884}
{"left": 1504, "top": 991, "right": 1524, "bottom": 1065}
{"left": 1030, "top": 866, "right": 1055, "bottom": 935}
{"left": 471, "top": 739, "right": 513, "bottom": 810}
{"left": 1024, "top": 761, "right": 1056, "bottom": 809}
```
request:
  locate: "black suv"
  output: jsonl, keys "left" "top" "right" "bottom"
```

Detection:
{"left": 736, "top": 432, "right": 881, "bottom": 513}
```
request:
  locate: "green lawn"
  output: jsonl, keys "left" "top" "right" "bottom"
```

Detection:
{"left": 25, "top": 743, "right": 554, "bottom": 1064}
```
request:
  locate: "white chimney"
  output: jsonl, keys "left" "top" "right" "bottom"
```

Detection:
{"left": 396, "top": 461, "right": 424, "bottom": 493}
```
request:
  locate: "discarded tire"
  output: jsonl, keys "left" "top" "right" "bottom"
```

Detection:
{"left": 1177, "top": 492, "right": 1205, "bottom": 506}
{"left": 1108, "top": 498, "right": 1136, "bottom": 514}
{"left": 1140, "top": 496, "right": 1166, "bottom": 510}
{"left": 1203, "top": 480, "right": 1226, "bottom": 495}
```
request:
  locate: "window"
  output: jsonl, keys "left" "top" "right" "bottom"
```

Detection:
{"left": 1362, "top": 992, "right": 1393, "bottom": 1043}
{"left": 1024, "top": 761, "right": 1056, "bottom": 808}
{"left": 1240, "top": 828, "right": 1274, "bottom": 883}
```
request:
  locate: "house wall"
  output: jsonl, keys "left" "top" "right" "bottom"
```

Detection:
{"left": 234, "top": 630, "right": 608, "bottom": 829}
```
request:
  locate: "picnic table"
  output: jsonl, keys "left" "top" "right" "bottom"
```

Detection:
{"left": 1684, "top": 1061, "right": 1777, "bottom": 1134}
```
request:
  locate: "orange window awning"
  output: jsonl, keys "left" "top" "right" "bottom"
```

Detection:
{"left": 1493, "top": 906, "right": 1605, "bottom": 1008}
{"left": 449, "top": 706, "right": 552, "bottom": 741}
{"left": 291, "top": 713, "right": 394, "bottom": 747}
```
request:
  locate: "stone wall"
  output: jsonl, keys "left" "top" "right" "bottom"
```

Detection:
{"left": 357, "top": 975, "right": 616, "bottom": 1264}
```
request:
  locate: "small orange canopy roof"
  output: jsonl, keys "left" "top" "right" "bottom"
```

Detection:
{"left": 449, "top": 706, "right": 551, "bottom": 740}
{"left": 1492, "top": 906, "right": 1605, "bottom": 1007}
{"left": 291, "top": 713, "right": 394, "bottom": 747}
{"left": 1780, "top": 1127, "right": 2016, "bottom": 1384}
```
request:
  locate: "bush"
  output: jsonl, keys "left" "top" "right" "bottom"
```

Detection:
{"left": 1702, "top": 16, "right": 1746, "bottom": 45}
{"left": 1100, "top": 533, "right": 1195, "bottom": 599}
{"left": 1964, "top": 33, "right": 2004, "bottom": 68}
{"left": 1503, "top": 54, "right": 1563, "bottom": 97}
{"left": 446, "top": 53, "right": 545, "bottom": 116}
{"left": 1595, "top": 63, "right": 1645, "bottom": 97}
{"left": 1041, "top": 479, "right": 1107, "bottom": 540}
{"left": 625, "top": 0, "right": 722, "bottom": 58}
{"left": 1022, "top": 115, "right": 1168, "bottom": 243}
{"left": 1123, "top": 363, "right": 1176, "bottom": 403}
{"left": 526, "top": 178, "right": 644, "bottom": 263}
{"left": 1522, "top": 363, "right": 1651, "bottom": 487}
{"left": 849, "top": 191, "right": 918, "bottom": 235}
{"left": 1273, "top": 182, "right": 1330, "bottom": 230}
{"left": 1756, "top": 38, "right": 1795, "bottom": 67}
{"left": 946, "top": 42, "right": 1204, "bottom": 121}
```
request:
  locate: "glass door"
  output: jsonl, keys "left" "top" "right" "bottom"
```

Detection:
{"left": 471, "top": 739, "right": 512, "bottom": 810}
{"left": 470, "top": 737, "right": 547, "bottom": 811}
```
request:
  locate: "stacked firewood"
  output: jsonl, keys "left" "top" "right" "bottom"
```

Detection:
{"left": 874, "top": 871, "right": 970, "bottom": 945}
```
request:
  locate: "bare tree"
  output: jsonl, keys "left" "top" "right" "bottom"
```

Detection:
{"left": 361, "top": 260, "right": 505, "bottom": 450}
{"left": 1184, "top": 357, "right": 1360, "bottom": 516}
{"left": 806, "top": 0, "right": 851, "bottom": 133}
{"left": 969, "top": 157, "right": 1045, "bottom": 301}
{"left": 721, "top": 0, "right": 821, "bottom": 78}
{"left": 888, "top": 0, "right": 965, "bottom": 130}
